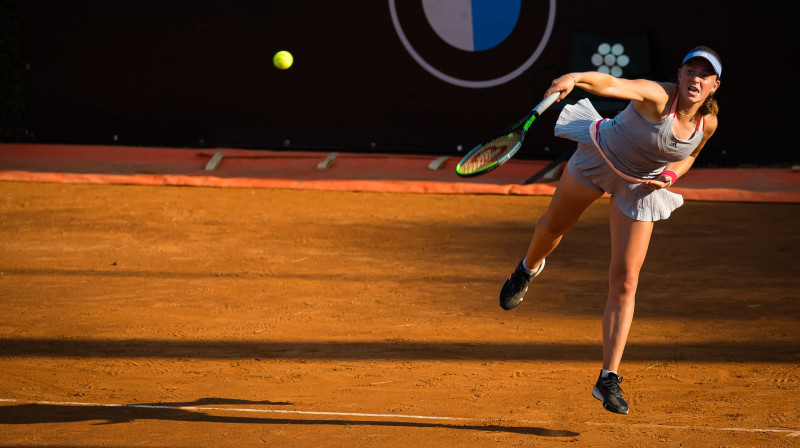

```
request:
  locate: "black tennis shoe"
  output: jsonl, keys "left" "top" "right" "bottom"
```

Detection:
{"left": 592, "top": 371, "right": 629, "bottom": 415}
{"left": 499, "top": 258, "right": 545, "bottom": 310}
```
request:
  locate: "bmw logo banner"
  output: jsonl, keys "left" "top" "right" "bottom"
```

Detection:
{"left": 390, "top": 0, "right": 557, "bottom": 88}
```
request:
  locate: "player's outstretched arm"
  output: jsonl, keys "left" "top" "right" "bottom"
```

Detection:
{"left": 545, "top": 72, "right": 667, "bottom": 105}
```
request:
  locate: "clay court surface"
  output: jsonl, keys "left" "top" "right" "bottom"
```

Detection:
{"left": 1, "top": 175, "right": 798, "bottom": 447}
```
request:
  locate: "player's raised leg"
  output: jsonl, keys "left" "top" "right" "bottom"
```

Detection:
{"left": 499, "top": 168, "right": 603, "bottom": 310}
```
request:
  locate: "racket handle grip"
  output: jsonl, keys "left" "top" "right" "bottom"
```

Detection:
{"left": 534, "top": 92, "right": 561, "bottom": 115}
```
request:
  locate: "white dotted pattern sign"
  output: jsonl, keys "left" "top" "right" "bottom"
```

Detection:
{"left": 591, "top": 42, "right": 630, "bottom": 77}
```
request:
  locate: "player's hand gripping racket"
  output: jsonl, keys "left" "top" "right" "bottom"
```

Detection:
{"left": 456, "top": 92, "right": 560, "bottom": 177}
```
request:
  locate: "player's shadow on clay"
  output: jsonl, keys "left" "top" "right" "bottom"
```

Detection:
{"left": 2, "top": 338, "right": 797, "bottom": 363}
{"left": 0, "top": 399, "right": 579, "bottom": 438}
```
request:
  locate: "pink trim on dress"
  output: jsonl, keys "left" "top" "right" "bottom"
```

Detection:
{"left": 670, "top": 92, "right": 705, "bottom": 131}
{"left": 589, "top": 118, "right": 648, "bottom": 184}
{"left": 587, "top": 92, "right": 703, "bottom": 185}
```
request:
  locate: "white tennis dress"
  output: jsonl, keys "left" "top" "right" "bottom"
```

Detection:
{"left": 555, "top": 94, "right": 705, "bottom": 221}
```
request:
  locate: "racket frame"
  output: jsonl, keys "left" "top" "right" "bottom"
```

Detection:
{"left": 456, "top": 92, "right": 560, "bottom": 177}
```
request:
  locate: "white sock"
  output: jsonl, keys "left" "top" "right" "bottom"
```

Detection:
{"left": 601, "top": 369, "right": 617, "bottom": 378}
{"left": 521, "top": 257, "right": 535, "bottom": 274}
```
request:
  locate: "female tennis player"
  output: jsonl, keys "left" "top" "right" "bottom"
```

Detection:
{"left": 499, "top": 46, "right": 722, "bottom": 414}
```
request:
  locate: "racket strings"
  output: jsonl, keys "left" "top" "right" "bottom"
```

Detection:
{"left": 459, "top": 132, "right": 521, "bottom": 174}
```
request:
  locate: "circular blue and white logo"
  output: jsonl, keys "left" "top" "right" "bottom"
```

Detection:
{"left": 389, "top": 0, "right": 556, "bottom": 88}
{"left": 422, "top": 0, "right": 521, "bottom": 52}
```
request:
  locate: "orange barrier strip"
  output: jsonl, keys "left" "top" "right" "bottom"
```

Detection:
{"left": 0, "top": 170, "right": 560, "bottom": 196}
{"left": 1, "top": 144, "right": 798, "bottom": 203}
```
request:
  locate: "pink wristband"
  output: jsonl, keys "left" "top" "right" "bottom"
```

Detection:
{"left": 661, "top": 169, "right": 677, "bottom": 186}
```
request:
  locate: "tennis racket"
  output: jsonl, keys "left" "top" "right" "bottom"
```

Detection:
{"left": 455, "top": 92, "right": 560, "bottom": 177}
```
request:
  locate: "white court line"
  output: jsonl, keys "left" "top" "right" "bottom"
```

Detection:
{"left": 0, "top": 398, "right": 465, "bottom": 421}
{"left": 2, "top": 398, "right": 799, "bottom": 436}
{"left": 581, "top": 421, "right": 800, "bottom": 437}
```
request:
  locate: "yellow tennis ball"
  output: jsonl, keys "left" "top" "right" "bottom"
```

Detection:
{"left": 273, "top": 51, "right": 293, "bottom": 70}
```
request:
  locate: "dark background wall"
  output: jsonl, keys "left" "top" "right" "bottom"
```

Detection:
{"left": 3, "top": 0, "right": 794, "bottom": 167}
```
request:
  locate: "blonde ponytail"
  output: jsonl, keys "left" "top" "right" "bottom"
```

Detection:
{"left": 699, "top": 92, "right": 719, "bottom": 117}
